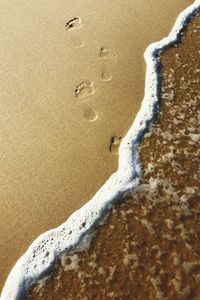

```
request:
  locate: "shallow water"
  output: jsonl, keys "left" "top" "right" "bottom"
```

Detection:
{"left": 0, "top": 0, "right": 193, "bottom": 291}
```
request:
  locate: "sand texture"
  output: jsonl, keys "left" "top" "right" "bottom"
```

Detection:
{"left": 25, "top": 11, "right": 200, "bottom": 300}
{"left": 0, "top": 0, "right": 193, "bottom": 291}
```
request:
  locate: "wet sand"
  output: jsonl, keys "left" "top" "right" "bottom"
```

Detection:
{"left": 0, "top": 0, "right": 193, "bottom": 291}
{"left": 25, "top": 10, "right": 200, "bottom": 300}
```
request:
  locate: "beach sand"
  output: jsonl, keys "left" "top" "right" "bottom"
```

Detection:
{"left": 25, "top": 9, "right": 200, "bottom": 300}
{"left": 0, "top": 0, "right": 193, "bottom": 292}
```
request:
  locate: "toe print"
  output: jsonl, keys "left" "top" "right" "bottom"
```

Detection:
{"left": 75, "top": 81, "right": 95, "bottom": 99}
{"left": 65, "top": 18, "right": 82, "bottom": 30}
{"left": 99, "top": 47, "right": 117, "bottom": 61}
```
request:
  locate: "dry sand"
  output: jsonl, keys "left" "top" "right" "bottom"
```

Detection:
{"left": 0, "top": 0, "right": 193, "bottom": 291}
{"left": 25, "top": 10, "right": 200, "bottom": 300}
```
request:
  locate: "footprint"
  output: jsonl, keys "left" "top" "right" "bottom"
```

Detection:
{"left": 65, "top": 18, "right": 84, "bottom": 47}
{"left": 109, "top": 136, "right": 122, "bottom": 155}
{"left": 101, "top": 70, "right": 113, "bottom": 82}
{"left": 99, "top": 47, "right": 117, "bottom": 61}
{"left": 70, "top": 35, "right": 84, "bottom": 48}
{"left": 99, "top": 47, "right": 116, "bottom": 82}
{"left": 75, "top": 81, "right": 95, "bottom": 99}
{"left": 82, "top": 106, "right": 97, "bottom": 122}
{"left": 65, "top": 18, "right": 82, "bottom": 30}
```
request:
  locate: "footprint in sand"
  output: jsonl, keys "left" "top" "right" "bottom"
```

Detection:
{"left": 99, "top": 47, "right": 117, "bottom": 82}
{"left": 75, "top": 80, "right": 95, "bottom": 100}
{"left": 109, "top": 136, "right": 122, "bottom": 155}
{"left": 101, "top": 69, "right": 113, "bottom": 82}
{"left": 65, "top": 17, "right": 84, "bottom": 47}
{"left": 100, "top": 48, "right": 121, "bottom": 151}
{"left": 81, "top": 105, "right": 98, "bottom": 122}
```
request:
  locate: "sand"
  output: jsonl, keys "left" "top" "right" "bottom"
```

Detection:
{"left": 0, "top": 0, "right": 194, "bottom": 292}
{"left": 25, "top": 9, "right": 200, "bottom": 300}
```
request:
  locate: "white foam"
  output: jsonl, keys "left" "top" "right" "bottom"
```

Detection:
{"left": 1, "top": 1, "right": 200, "bottom": 299}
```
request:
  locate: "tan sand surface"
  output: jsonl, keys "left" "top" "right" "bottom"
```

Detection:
{"left": 26, "top": 10, "right": 200, "bottom": 300}
{"left": 0, "top": 0, "right": 193, "bottom": 291}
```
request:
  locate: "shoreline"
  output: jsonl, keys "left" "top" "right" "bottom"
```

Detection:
{"left": 1, "top": 1, "right": 200, "bottom": 299}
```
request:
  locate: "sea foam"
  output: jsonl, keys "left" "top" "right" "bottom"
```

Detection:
{"left": 1, "top": 1, "right": 200, "bottom": 299}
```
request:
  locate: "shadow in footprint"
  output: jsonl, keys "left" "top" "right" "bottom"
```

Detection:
{"left": 109, "top": 136, "right": 122, "bottom": 155}
{"left": 65, "top": 18, "right": 82, "bottom": 30}
{"left": 99, "top": 47, "right": 117, "bottom": 61}
{"left": 75, "top": 81, "right": 95, "bottom": 99}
